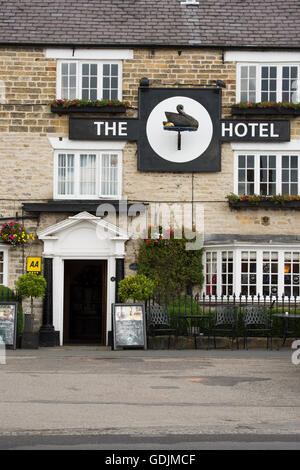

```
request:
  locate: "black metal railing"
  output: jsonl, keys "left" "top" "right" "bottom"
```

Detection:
{"left": 146, "top": 293, "right": 300, "bottom": 337}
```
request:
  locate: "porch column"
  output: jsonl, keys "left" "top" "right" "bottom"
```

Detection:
{"left": 115, "top": 258, "right": 125, "bottom": 302}
{"left": 39, "top": 257, "right": 58, "bottom": 346}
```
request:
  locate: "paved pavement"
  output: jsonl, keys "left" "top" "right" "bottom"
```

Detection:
{"left": 0, "top": 347, "right": 300, "bottom": 449}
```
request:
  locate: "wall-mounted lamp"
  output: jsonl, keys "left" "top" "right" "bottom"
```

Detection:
{"left": 140, "top": 77, "right": 150, "bottom": 87}
{"left": 211, "top": 79, "right": 226, "bottom": 88}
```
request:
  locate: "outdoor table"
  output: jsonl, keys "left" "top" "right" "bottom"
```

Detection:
{"left": 177, "top": 315, "right": 211, "bottom": 349}
{"left": 272, "top": 313, "right": 300, "bottom": 347}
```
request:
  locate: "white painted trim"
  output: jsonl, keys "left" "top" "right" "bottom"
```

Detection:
{"left": 234, "top": 150, "right": 300, "bottom": 195}
{"left": 231, "top": 140, "right": 300, "bottom": 151}
{"left": 225, "top": 51, "right": 300, "bottom": 63}
{"left": 53, "top": 150, "right": 123, "bottom": 199}
{"left": 0, "top": 245, "right": 9, "bottom": 286}
{"left": 56, "top": 59, "right": 123, "bottom": 101}
{"left": 45, "top": 48, "right": 133, "bottom": 60}
{"left": 48, "top": 137, "right": 126, "bottom": 150}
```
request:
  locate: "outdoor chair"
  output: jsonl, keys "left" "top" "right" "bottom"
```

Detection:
{"left": 212, "top": 305, "right": 239, "bottom": 350}
{"left": 147, "top": 305, "right": 177, "bottom": 349}
{"left": 177, "top": 315, "right": 211, "bottom": 349}
{"left": 243, "top": 305, "right": 273, "bottom": 350}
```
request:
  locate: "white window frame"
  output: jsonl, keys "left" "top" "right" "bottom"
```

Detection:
{"left": 234, "top": 151, "right": 300, "bottom": 196}
{"left": 236, "top": 63, "right": 300, "bottom": 103}
{"left": 203, "top": 244, "right": 300, "bottom": 299}
{"left": 0, "top": 246, "right": 8, "bottom": 286}
{"left": 56, "top": 60, "right": 123, "bottom": 101}
{"left": 54, "top": 150, "right": 122, "bottom": 200}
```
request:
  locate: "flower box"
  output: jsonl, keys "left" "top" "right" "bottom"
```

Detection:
{"left": 50, "top": 104, "right": 127, "bottom": 115}
{"left": 229, "top": 199, "right": 300, "bottom": 210}
{"left": 231, "top": 106, "right": 300, "bottom": 116}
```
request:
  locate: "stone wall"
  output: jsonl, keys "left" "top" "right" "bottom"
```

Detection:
{"left": 0, "top": 45, "right": 300, "bottom": 322}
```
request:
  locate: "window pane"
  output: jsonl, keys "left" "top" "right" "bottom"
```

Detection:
{"left": 260, "top": 66, "right": 277, "bottom": 101}
{"left": 81, "top": 63, "right": 98, "bottom": 100}
{"left": 239, "top": 65, "right": 256, "bottom": 101}
{"left": 281, "top": 155, "right": 299, "bottom": 195}
{"left": 206, "top": 251, "right": 217, "bottom": 296}
{"left": 102, "top": 64, "right": 119, "bottom": 100}
{"left": 285, "top": 252, "right": 300, "bottom": 297}
{"left": 58, "top": 154, "right": 74, "bottom": 195}
{"left": 80, "top": 154, "right": 96, "bottom": 195}
{"left": 238, "top": 155, "right": 255, "bottom": 195}
{"left": 101, "top": 153, "right": 119, "bottom": 196}
{"left": 60, "top": 62, "right": 77, "bottom": 99}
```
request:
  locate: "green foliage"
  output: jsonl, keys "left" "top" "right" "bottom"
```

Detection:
{"left": 15, "top": 273, "right": 47, "bottom": 317}
{"left": 0, "top": 285, "right": 23, "bottom": 335}
{"left": 118, "top": 274, "right": 155, "bottom": 302}
{"left": 138, "top": 229, "right": 204, "bottom": 294}
{"left": 16, "top": 273, "right": 47, "bottom": 299}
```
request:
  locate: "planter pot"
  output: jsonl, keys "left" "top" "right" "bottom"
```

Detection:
{"left": 229, "top": 200, "right": 300, "bottom": 210}
{"left": 50, "top": 104, "right": 127, "bottom": 115}
{"left": 231, "top": 106, "right": 300, "bottom": 116}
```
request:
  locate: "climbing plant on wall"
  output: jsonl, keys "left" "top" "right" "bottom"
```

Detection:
{"left": 137, "top": 226, "right": 204, "bottom": 294}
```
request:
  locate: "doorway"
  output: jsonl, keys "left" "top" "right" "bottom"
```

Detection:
{"left": 63, "top": 260, "right": 107, "bottom": 344}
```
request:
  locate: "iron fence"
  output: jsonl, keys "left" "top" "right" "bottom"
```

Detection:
{"left": 146, "top": 293, "right": 300, "bottom": 337}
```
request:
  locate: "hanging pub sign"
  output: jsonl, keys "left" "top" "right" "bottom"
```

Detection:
{"left": 0, "top": 302, "right": 18, "bottom": 349}
{"left": 69, "top": 86, "right": 291, "bottom": 173}
{"left": 112, "top": 303, "right": 147, "bottom": 350}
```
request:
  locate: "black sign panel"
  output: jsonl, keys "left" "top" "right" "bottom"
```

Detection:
{"left": 69, "top": 118, "right": 139, "bottom": 141}
{"left": 138, "top": 88, "right": 221, "bottom": 173}
{"left": 221, "top": 119, "right": 290, "bottom": 142}
{"left": 112, "top": 303, "right": 147, "bottom": 350}
{"left": 0, "top": 302, "right": 18, "bottom": 349}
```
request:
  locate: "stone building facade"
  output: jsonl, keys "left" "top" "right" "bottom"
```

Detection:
{"left": 0, "top": 0, "right": 300, "bottom": 345}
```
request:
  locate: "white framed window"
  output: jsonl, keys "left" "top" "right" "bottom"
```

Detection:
{"left": 57, "top": 60, "right": 122, "bottom": 101}
{"left": 204, "top": 246, "right": 300, "bottom": 299}
{"left": 237, "top": 63, "right": 300, "bottom": 103}
{"left": 54, "top": 150, "right": 122, "bottom": 199}
{"left": 234, "top": 152, "right": 300, "bottom": 196}
{"left": 0, "top": 248, "right": 8, "bottom": 286}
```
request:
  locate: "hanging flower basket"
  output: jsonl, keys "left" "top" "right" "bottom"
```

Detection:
{"left": 0, "top": 222, "right": 35, "bottom": 246}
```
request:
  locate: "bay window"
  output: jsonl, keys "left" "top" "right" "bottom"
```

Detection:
{"left": 204, "top": 247, "right": 300, "bottom": 299}
{"left": 57, "top": 60, "right": 122, "bottom": 101}
{"left": 237, "top": 64, "right": 300, "bottom": 103}
{"left": 54, "top": 150, "right": 122, "bottom": 199}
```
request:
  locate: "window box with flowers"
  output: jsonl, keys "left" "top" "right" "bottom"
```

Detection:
{"left": 231, "top": 102, "right": 300, "bottom": 116}
{"left": 227, "top": 193, "right": 300, "bottom": 210}
{"left": 0, "top": 222, "right": 35, "bottom": 246}
{"left": 49, "top": 99, "right": 129, "bottom": 115}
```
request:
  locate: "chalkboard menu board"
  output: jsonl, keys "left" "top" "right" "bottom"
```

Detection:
{"left": 112, "top": 303, "right": 147, "bottom": 350}
{"left": 0, "top": 302, "right": 18, "bottom": 350}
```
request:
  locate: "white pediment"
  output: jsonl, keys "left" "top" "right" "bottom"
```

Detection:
{"left": 38, "top": 212, "right": 128, "bottom": 258}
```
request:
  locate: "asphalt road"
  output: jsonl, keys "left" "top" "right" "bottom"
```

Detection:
{"left": 0, "top": 347, "right": 300, "bottom": 450}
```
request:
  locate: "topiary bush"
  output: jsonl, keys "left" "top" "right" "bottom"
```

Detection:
{"left": 118, "top": 274, "right": 155, "bottom": 302}
{"left": 15, "top": 273, "right": 47, "bottom": 319}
